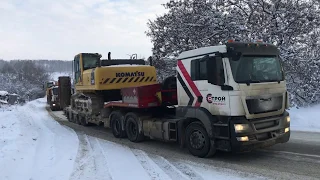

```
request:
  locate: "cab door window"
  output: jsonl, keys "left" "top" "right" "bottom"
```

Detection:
{"left": 74, "top": 56, "right": 80, "bottom": 83}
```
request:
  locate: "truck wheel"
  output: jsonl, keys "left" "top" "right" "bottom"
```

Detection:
{"left": 125, "top": 113, "right": 144, "bottom": 142}
{"left": 185, "top": 122, "right": 211, "bottom": 158}
{"left": 111, "top": 111, "right": 126, "bottom": 138}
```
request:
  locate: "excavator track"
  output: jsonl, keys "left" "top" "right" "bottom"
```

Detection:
{"left": 71, "top": 92, "right": 104, "bottom": 117}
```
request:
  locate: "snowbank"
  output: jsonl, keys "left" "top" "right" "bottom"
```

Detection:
{"left": 0, "top": 91, "right": 8, "bottom": 96}
{"left": 289, "top": 104, "right": 320, "bottom": 133}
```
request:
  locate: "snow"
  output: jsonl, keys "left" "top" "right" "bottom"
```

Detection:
{"left": 0, "top": 98, "right": 263, "bottom": 180}
{"left": 50, "top": 72, "right": 72, "bottom": 81}
{"left": 0, "top": 100, "right": 8, "bottom": 104}
{"left": 0, "top": 98, "right": 79, "bottom": 180}
{"left": 289, "top": 104, "right": 320, "bottom": 133}
{"left": 0, "top": 91, "right": 8, "bottom": 96}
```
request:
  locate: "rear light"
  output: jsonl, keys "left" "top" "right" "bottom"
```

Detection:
{"left": 227, "top": 39, "right": 235, "bottom": 43}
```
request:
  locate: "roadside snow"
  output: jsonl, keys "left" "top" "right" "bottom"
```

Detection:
{"left": 0, "top": 100, "right": 8, "bottom": 104}
{"left": 0, "top": 91, "right": 8, "bottom": 96}
{"left": 0, "top": 98, "right": 79, "bottom": 180}
{"left": 0, "top": 98, "right": 264, "bottom": 180}
{"left": 289, "top": 104, "right": 320, "bottom": 133}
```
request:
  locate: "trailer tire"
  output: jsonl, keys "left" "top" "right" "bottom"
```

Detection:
{"left": 125, "top": 113, "right": 144, "bottom": 142}
{"left": 185, "top": 122, "right": 212, "bottom": 158}
{"left": 67, "top": 111, "right": 71, "bottom": 122}
{"left": 111, "top": 111, "right": 126, "bottom": 138}
{"left": 75, "top": 114, "right": 79, "bottom": 124}
{"left": 80, "top": 114, "right": 89, "bottom": 126}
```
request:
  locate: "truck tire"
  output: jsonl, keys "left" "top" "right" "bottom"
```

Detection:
{"left": 125, "top": 113, "right": 144, "bottom": 142}
{"left": 185, "top": 122, "right": 212, "bottom": 158}
{"left": 111, "top": 111, "right": 126, "bottom": 138}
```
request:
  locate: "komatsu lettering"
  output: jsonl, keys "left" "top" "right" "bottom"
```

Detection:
{"left": 116, "top": 71, "right": 145, "bottom": 77}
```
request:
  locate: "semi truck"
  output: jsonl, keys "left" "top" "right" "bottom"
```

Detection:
{"left": 48, "top": 85, "right": 60, "bottom": 111}
{"left": 48, "top": 77, "right": 72, "bottom": 111}
{"left": 62, "top": 41, "right": 290, "bottom": 158}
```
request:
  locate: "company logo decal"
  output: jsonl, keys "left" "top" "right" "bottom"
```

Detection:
{"left": 206, "top": 94, "right": 226, "bottom": 105}
{"left": 116, "top": 71, "right": 145, "bottom": 78}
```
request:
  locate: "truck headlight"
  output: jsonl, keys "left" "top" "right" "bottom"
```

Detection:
{"left": 234, "top": 124, "right": 250, "bottom": 133}
{"left": 286, "top": 116, "right": 290, "bottom": 123}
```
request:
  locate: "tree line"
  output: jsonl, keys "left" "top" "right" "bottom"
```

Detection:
{"left": 0, "top": 60, "right": 72, "bottom": 101}
{"left": 146, "top": 0, "right": 320, "bottom": 107}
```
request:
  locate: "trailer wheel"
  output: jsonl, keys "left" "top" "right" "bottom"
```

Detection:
{"left": 111, "top": 111, "right": 126, "bottom": 138}
{"left": 185, "top": 122, "right": 211, "bottom": 158}
{"left": 67, "top": 111, "right": 71, "bottom": 122}
{"left": 80, "top": 115, "right": 89, "bottom": 126}
{"left": 125, "top": 113, "right": 144, "bottom": 142}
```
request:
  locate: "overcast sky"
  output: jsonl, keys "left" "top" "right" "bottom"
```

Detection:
{"left": 0, "top": 0, "right": 168, "bottom": 60}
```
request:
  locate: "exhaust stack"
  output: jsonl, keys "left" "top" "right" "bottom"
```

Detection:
{"left": 108, "top": 52, "right": 111, "bottom": 60}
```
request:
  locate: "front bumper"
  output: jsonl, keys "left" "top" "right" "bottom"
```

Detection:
{"left": 229, "top": 111, "right": 290, "bottom": 153}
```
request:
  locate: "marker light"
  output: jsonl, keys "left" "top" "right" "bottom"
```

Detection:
{"left": 286, "top": 116, "right": 290, "bottom": 123}
{"left": 285, "top": 127, "right": 290, "bottom": 133}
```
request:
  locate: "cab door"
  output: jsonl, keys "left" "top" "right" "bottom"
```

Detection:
{"left": 74, "top": 55, "right": 82, "bottom": 86}
{"left": 191, "top": 55, "right": 231, "bottom": 116}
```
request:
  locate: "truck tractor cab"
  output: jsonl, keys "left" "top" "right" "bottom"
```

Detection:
{"left": 176, "top": 40, "right": 290, "bottom": 154}
{"left": 49, "top": 85, "right": 61, "bottom": 111}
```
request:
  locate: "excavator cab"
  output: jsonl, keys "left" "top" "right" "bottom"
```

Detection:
{"left": 73, "top": 53, "right": 102, "bottom": 84}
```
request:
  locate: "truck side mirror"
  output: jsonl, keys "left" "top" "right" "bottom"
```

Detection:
{"left": 207, "top": 56, "right": 225, "bottom": 86}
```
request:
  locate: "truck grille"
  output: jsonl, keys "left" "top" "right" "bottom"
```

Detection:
{"left": 253, "top": 120, "right": 279, "bottom": 130}
{"left": 246, "top": 95, "right": 283, "bottom": 114}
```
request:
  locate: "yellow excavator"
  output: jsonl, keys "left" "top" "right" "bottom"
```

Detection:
{"left": 70, "top": 52, "right": 158, "bottom": 118}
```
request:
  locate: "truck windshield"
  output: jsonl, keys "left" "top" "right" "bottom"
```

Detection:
{"left": 52, "top": 88, "right": 58, "bottom": 95}
{"left": 83, "top": 54, "right": 100, "bottom": 70}
{"left": 47, "top": 82, "right": 54, "bottom": 88}
{"left": 229, "top": 55, "right": 284, "bottom": 84}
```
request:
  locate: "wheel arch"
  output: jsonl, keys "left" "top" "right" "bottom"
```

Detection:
{"left": 176, "top": 106, "right": 217, "bottom": 139}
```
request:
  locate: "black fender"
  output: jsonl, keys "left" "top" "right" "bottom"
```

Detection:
{"left": 176, "top": 106, "right": 217, "bottom": 139}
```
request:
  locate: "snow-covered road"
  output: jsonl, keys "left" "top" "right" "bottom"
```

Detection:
{"left": 0, "top": 99, "right": 263, "bottom": 180}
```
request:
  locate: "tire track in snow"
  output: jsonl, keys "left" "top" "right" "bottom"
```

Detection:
{"left": 131, "top": 149, "right": 172, "bottom": 180}
{"left": 22, "top": 101, "right": 56, "bottom": 179}
{"left": 82, "top": 135, "right": 113, "bottom": 180}
{"left": 92, "top": 137, "right": 152, "bottom": 180}
{"left": 147, "top": 154, "right": 193, "bottom": 180}
{"left": 70, "top": 133, "right": 112, "bottom": 180}
{"left": 169, "top": 161, "right": 204, "bottom": 180}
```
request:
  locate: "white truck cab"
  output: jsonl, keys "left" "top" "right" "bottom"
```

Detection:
{"left": 49, "top": 86, "right": 61, "bottom": 111}
{"left": 175, "top": 40, "right": 290, "bottom": 154}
